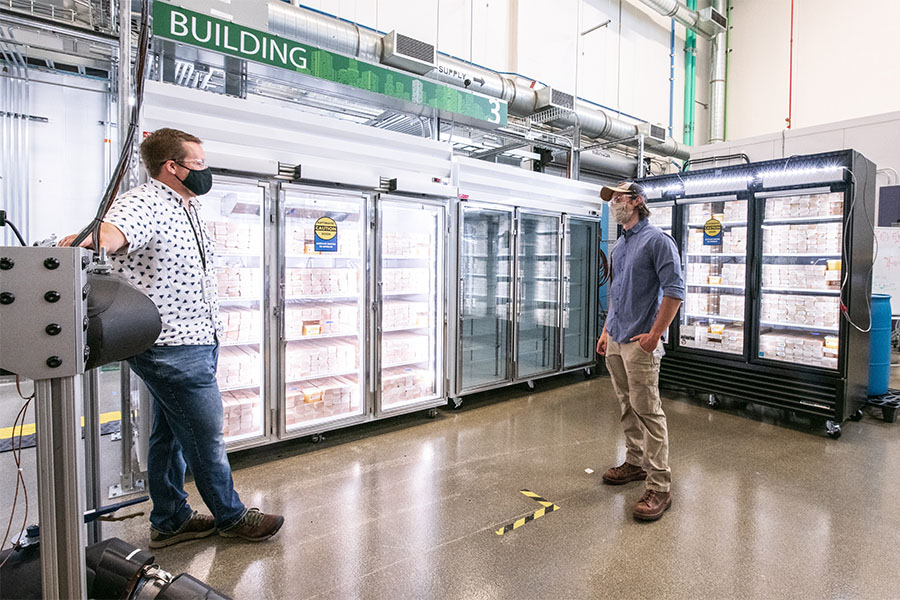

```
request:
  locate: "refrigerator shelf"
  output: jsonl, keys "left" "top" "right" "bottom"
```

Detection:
{"left": 219, "top": 296, "right": 261, "bottom": 303}
{"left": 686, "top": 283, "right": 745, "bottom": 290}
{"left": 286, "top": 293, "right": 360, "bottom": 301}
{"left": 760, "top": 321, "right": 839, "bottom": 334}
{"left": 685, "top": 313, "right": 744, "bottom": 323}
{"left": 687, "top": 221, "right": 748, "bottom": 228}
{"left": 288, "top": 369, "right": 359, "bottom": 384}
{"left": 384, "top": 290, "right": 430, "bottom": 297}
{"left": 763, "top": 215, "right": 843, "bottom": 225}
{"left": 219, "top": 382, "right": 261, "bottom": 393}
{"left": 762, "top": 287, "right": 840, "bottom": 296}
{"left": 218, "top": 250, "right": 261, "bottom": 258}
{"left": 286, "top": 254, "right": 361, "bottom": 260}
{"left": 762, "top": 253, "right": 841, "bottom": 258}
{"left": 285, "top": 332, "right": 358, "bottom": 342}
{"left": 685, "top": 253, "right": 747, "bottom": 258}
{"left": 221, "top": 339, "right": 262, "bottom": 347}
{"left": 383, "top": 254, "right": 431, "bottom": 260}
{"left": 384, "top": 325, "right": 429, "bottom": 332}
{"left": 383, "top": 359, "right": 429, "bottom": 369}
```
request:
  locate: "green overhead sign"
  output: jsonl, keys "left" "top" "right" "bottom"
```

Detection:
{"left": 152, "top": 2, "right": 507, "bottom": 127}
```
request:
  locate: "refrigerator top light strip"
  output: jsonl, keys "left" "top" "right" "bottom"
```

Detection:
{"left": 677, "top": 194, "right": 740, "bottom": 205}
{"left": 754, "top": 186, "right": 835, "bottom": 199}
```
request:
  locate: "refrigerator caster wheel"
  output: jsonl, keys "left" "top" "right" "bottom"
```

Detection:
{"left": 427, "top": 408, "right": 438, "bottom": 419}
{"left": 311, "top": 433, "right": 324, "bottom": 444}
{"left": 707, "top": 394, "right": 720, "bottom": 409}
{"left": 825, "top": 421, "right": 842, "bottom": 439}
{"left": 449, "top": 397, "right": 463, "bottom": 410}
{"left": 526, "top": 380, "right": 535, "bottom": 391}
{"left": 850, "top": 409, "right": 863, "bottom": 422}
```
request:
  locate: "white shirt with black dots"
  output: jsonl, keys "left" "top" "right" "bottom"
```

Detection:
{"left": 104, "top": 179, "right": 223, "bottom": 346}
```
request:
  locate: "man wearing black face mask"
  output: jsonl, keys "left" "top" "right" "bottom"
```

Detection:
{"left": 60, "top": 128, "right": 284, "bottom": 547}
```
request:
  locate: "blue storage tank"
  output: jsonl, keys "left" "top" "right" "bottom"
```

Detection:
{"left": 868, "top": 294, "right": 892, "bottom": 396}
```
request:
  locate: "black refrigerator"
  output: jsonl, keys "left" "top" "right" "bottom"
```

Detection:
{"left": 637, "top": 150, "right": 876, "bottom": 437}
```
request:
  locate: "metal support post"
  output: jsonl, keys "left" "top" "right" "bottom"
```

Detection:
{"left": 569, "top": 122, "right": 582, "bottom": 180}
{"left": 110, "top": 362, "right": 145, "bottom": 497}
{"left": 637, "top": 134, "right": 646, "bottom": 178}
{"left": 83, "top": 369, "right": 102, "bottom": 545}
{"left": 34, "top": 376, "right": 88, "bottom": 600}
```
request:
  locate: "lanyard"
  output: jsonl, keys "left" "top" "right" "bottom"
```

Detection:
{"left": 182, "top": 205, "right": 208, "bottom": 272}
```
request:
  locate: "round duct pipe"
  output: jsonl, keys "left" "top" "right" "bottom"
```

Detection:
{"left": 266, "top": 1, "right": 690, "bottom": 161}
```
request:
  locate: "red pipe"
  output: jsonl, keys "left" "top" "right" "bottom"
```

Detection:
{"left": 787, "top": 0, "right": 794, "bottom": 129}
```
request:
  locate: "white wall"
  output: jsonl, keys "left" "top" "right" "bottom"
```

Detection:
{"left": 726, "top": 0, "right": 900, "bottom": 141}
{"left": 26, "top": 73, "right": 111, "bottom": 243}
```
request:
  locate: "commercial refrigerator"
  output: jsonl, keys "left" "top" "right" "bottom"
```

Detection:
{"left": 637, "top": 150, "right": 875, "bottom": 437}
{"left": 201, "top": 176, "right": 270, "bottom": 445}
{"left": 451, "top": 157, "right": 604, "bottom": 405}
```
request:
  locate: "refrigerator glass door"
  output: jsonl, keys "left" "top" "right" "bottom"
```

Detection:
{"left": 281, "top": 188, "right": 367, "bottom": 431}
{"left": 378, "top": 200, "right": 444, "bottom": 411}
{"left": 517, "top": 212, "right": 561, "bottom": 379}
{"left": 648, "top": 205, "right": 674, "bottom": 231}
{"left": 563, "top": 218, "right": 598, "bottom": 369}
{"left": 757, "top": 191, "right": 843, "bottom": 369}
{"left": 458, "top": 206, "right": 514, "bottom": 391}
{"left": 679, "top": 199, "right": 748, "bottom": 355}
{"left": 202, "top": 178, "right": 266, "bottom": 443}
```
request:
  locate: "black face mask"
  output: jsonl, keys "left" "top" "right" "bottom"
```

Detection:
{"left": 175, "top": 164, "right": 213, "bottom": 196}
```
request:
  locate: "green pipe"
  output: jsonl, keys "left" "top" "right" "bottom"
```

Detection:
{"left": 683, "top": 0, "right": 697, "bottom": 148}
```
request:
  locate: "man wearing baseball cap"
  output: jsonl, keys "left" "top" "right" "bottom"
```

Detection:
{"left": 596, "top": 181, "right": 684, "bottom": 521}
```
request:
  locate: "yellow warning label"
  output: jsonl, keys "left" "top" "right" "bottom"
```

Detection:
{"left": 703, "top": 218, "right": 723, "bottom": 237}
{"left": 314, "top": 216, "right": 338, "bottom": 241}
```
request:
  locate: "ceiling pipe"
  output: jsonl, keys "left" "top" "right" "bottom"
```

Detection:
{"left": 266, "top": 1, "right": 690, "bottom": 161}
{"left": 708, "top": 0, "right": 727, "bottom": 142}
{"left": 635, "top": 0, "right": 719, "bottom": 38}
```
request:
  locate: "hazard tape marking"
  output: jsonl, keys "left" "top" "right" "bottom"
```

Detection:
{"left": 495, "top": 489, "right": 560, "bottom": 536}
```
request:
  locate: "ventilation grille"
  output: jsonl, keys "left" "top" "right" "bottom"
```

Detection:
{"left": 396, "top": 33, "right": 434, "bottom": 63}
{"left": 381, "top": 31, "right": 436, "bottom": 75}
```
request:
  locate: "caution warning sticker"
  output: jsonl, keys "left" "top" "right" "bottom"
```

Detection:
{"left": 703, "top": 218, "right": 723, "bottom": 246}
{"left": 314, "top": 216, "right": 338, "bottom": 252}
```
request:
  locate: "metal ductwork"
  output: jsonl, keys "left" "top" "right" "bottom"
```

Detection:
{"left": 636, "top": 0, "right": 726, "bottom": 39}
{"left": 266, "top": 1, "right": 690, "bottom": 162}
{"left": 708, "top": 0, "right": 727, "bottom": 143}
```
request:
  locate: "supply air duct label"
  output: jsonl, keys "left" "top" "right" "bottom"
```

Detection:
{"left": 153, "top": 2, "right": 507, "bottom": 127}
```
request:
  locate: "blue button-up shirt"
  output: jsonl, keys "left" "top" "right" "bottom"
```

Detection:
{"left": 606, "top": 218, "right": 685, "bottom": 343}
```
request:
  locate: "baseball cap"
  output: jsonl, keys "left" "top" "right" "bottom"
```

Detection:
{"left": 600, "top": 181, "right": 645, "bottom": 202}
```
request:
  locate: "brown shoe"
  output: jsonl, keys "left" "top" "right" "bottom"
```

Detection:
{"left": 633, "top": 489, "right": 672, "bottom": 521}
{"left": 219, "top": 508, "right": 284, "bottom": 542}
{"left": 149, "top": 511, "right": 217, "bottom": 548}
{"left": 602, "top": 461, "right": 648, "bottom": 485}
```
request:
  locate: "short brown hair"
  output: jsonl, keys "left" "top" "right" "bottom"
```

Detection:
{"left": 140, "top": 128, "right": 202, "bottom": 177}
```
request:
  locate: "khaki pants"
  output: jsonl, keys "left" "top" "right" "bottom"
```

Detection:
{"left": 605, "top": 339, "right": 671, "bottom": 492}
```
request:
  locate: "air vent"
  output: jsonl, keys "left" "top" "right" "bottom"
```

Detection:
{"left": 699, "top": 7, "right": 727, "bottom": 34}
{"left": 535, "top": 87, "right": 575, "bottom": 112}
{"left": 381, "top": 31, "right": 436, "bottom": 75}
{"left": 637, "top": 122, "right": 667, "bottom": 145}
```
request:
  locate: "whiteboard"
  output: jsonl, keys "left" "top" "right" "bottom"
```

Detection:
{"left": 873, "top": 227, "right": 900, "bottom": 315}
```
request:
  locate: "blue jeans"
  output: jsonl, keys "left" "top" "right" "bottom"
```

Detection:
{"left": 128, "top": 343, "right": 246, "bottom": 533}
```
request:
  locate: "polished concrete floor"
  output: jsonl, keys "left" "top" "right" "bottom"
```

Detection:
{"left": 86, "top": 373, "right": 900, "bottom": 600}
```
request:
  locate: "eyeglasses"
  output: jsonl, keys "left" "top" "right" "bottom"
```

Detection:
{"left": 609, "top": 194, "right": 636, "bottom": 204}
{"left": 170, "top": 158, "right": 208, "bottom": 169}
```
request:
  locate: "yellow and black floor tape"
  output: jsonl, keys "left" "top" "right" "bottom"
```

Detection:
{"left": 495, "top": 489, "right": 560, "bottom": 536}
{"left": 0, "top": 411, "right": 122, "bottom": 453}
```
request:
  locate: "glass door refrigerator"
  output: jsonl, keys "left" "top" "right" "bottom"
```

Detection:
{"left": 678, "top": 197, "right": 749, "bottom": 357}
{"left": 638, "top": 150, "right": 875, "bottom": 437}
{"left": 455, "top": 204, "right": 515, "bottom": 396}
{"left": 278, "top": 185, "right": 369, "bottom": 437}
{"left": 515, "top": 210, "right": 561, "bottom": 381}
{"left": 563, "top": 216, "right": 600, "bottom": 370}
{"left": 375, "top": 197, "right": 446, "bottom": 415}
{"left": 203, "top": 176, "right": 269, "bottom": 447}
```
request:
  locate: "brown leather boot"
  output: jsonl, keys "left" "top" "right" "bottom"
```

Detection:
{"left": 219, "top": 508, "right": 284, "bottom": 542}
{"left": 602, "top": 461, "right": 648, "bottom": 485}
{"left": 633, "top": 489, "right": 672, "bottom": 521}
